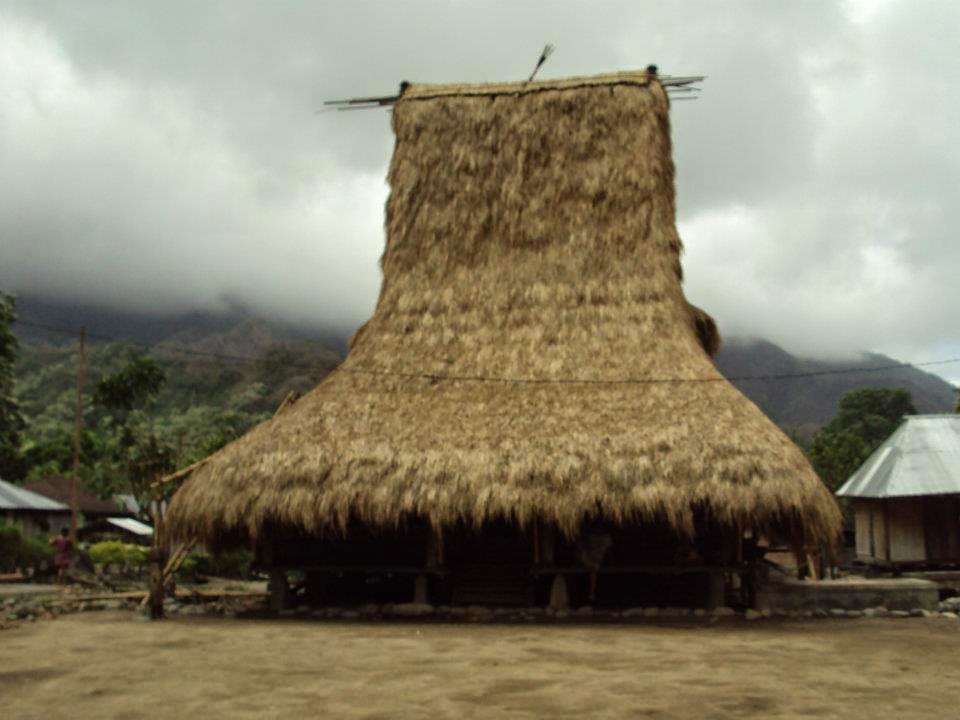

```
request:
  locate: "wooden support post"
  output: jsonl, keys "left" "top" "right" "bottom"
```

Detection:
{"left": 147, "top": 481, "right": 166, "bottom": 619}
{"left": 413, "top": 574, "right": 429, "bottom": 604}
{"left": 139, "top": 541, "right": 195, "bottom": 612}
{"left": 706, "top": 571, "right": 724, "bottom": 610}
{"left": 548, "top": 574, "right": 569, "bottom": 612}
{"left": 269, "top": 569, "right": 291, "bottom": 611}
{"left": 741, "top": 562, "right": 758, "bottom": 609}
{"left": 148, "top": 546, "right": 164, "bottom": 619}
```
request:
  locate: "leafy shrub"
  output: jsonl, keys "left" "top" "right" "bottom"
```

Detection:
{"left": 19, "top": 534, "right": 54, "bottom": 572}
{"left": 88, "top": 540, "right": 149, "bottom": 570}
{"left": 0, "top": 519, "right": 54, "bottom": 575}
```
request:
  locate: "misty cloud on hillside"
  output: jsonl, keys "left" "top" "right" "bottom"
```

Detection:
{"left": 1, "top": 1, "right": 958, "bottom": 381}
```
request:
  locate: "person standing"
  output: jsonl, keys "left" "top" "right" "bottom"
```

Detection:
{"left": 50, "top": 527, "right": 72, "bottom": 585}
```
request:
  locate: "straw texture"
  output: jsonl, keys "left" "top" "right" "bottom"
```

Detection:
{"left": 165, "top": 70, "right": 840, "bottom": 549}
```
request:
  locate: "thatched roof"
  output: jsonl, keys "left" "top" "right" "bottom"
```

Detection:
{"left": 165, "top": 69, "right": 840, "bottom": 549}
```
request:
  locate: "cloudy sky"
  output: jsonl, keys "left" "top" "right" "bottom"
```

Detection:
{"left": 2, "top": 0, "right": 958, "bottom": 381}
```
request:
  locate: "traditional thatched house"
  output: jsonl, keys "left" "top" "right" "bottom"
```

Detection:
{"left": 165, "top": 69, "right": 841, "bottom": 609}
{"left": 837, "top": 415, "right": 960, "bottom": 568}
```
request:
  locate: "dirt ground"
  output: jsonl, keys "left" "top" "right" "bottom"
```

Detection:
{"left": 2, "top": 613, "right": 958, "bottom": 719}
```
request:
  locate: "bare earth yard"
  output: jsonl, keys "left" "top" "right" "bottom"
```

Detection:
{"left": 2, "top": 613, "right": 958, "bottom": 719}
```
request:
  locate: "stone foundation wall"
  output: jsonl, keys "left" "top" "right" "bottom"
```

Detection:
{"left": 756, "top": 577, "right": 939, "bottom": 612}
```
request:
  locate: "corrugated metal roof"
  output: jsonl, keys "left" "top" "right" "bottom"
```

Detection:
{"left": 22, "top": 477, "right": 122, "bottom": 515}
{"left": 0, "top": 478, "right": 70, "bottom": 511}
{"left": 836, "top": 415, "right": 960, "bottom": 499}
{"left": 106, "top": 517, "right": 153, "bottom": 536}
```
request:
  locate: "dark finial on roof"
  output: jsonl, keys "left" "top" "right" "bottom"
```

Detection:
{"left": 646, "top": 64, "right": 658, "bottom": 76}
{"left": 527, "top": 43, "right": 556, "bottom": 83}
{"left": 399, "top": 80, "right": 411, "bottom": 95}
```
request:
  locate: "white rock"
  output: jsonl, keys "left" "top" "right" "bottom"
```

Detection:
{"left": 622, "top": 607, "right": 646, "bottom": 618}
{"left": 744, "top": 609, "right": 761, "bottom": 620}
{"left": 393, "top": 603, "right": 433, "bottom": 617}
{"left": 939, "top": 611, "right": 958, "bottom": 619}
{"left": 829, "top": 608, "right": 847, "bottom": 617}
{"left": 712, "top": 606, "right": 735, "bottom": 617}
{"left": 465, "top": 605, "right": 493, "bottom": 619}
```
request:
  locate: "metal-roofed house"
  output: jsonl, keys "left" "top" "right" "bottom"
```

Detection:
{"left": 836, "top": 415, "right": 960, "bottom": 567}
{"left": 0, "top": 478, "right": 71, "bottom": 535}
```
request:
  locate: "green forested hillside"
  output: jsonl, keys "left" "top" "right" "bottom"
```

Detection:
{"left": 13, "top": 318, "right": 341, "bottom": 496}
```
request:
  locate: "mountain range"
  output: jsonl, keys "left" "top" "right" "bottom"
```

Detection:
{"left": 10, "top": 296, "right": 957, "bottom": 440}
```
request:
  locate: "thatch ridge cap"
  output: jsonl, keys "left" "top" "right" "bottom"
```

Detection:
{"left": 400, "top": 69, "right": 656, "bottom": 101}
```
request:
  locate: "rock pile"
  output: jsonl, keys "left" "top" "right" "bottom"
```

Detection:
{"left": 3, "top": 593, "right": 959, "bottom": 629}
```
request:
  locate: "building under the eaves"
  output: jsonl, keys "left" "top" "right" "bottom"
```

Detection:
{"left": 164, "top": 69, "right": 841, "bottom": 610}
{"left": 0, "top": 478, "right": 70, "bottom": 535}
{"left": 837, "top": 415, "right": 960, "bottom": 568}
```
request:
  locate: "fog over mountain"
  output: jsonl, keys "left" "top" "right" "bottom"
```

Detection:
{"left": 2, "top": 1, "right": 959, "bottom": 384}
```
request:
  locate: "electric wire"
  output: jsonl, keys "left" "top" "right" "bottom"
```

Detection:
{"left": 14, "top": 319, "right": 960, "bottom": 386}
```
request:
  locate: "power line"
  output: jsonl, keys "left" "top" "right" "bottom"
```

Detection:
{"left": 337, "top": 357, "right": 960, "bottom": 386}
{"left": 16, "top": 320, "right": 319, "bottom": 366}
{"left": 15, "top": 318, "right": 960, "bottom": 386}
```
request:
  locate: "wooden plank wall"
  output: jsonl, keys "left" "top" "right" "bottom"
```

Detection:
{"left": 888, "top": 498, "right": 926, "bottom": 563}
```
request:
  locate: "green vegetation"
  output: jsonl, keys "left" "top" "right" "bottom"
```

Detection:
{"left": 0, "top": 293, "right": 26, "bottom": 481}
{"left": 809, "top": 387, "right": 916, "bottom": 491}
{"left": 12, "top": 328, "right": 339, "bottom": 510}
{"left": 0, "top": 519, "right": 53, "bottom": 574}
{"left": 88, "top": 539, "right": 150, "bottom": 569}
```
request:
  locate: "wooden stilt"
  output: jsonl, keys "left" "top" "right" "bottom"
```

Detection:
{"left": 548, "top": 574, "right": 569, "bottom": 612}
{"left": 147, "top": 484, "right": 167, "bottom": 619}
{"left": 413, "top": 574, "right": 429, "bottom": 604}
{"left": 706, "top": 572, "right": 724, "bottom": 610}
{"left": 139, "top": 541, "right": 195, "bottom": 612}
{"left": 269, "top": 569, "right": 291, "bottom": 611}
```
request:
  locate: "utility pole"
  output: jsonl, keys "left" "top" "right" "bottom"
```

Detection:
{"left": 70, "top": 326, "right": 86, "bottom": 542}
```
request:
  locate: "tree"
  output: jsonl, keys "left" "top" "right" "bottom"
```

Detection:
{"left": 809, "top": 387, "right": 916, "bottom": 491}
{"left": 91, "top": 354, "right": 175, "bottom": 509}
{"left": 0, "top": 293, "right": 25, "bottom": 481}
{"left": 94, "top": 355, "right": 166, "bottom": 417}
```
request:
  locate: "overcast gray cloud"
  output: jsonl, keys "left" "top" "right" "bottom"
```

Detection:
{"left": 1, "top": 0, "right": 958, "bottom": 381}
